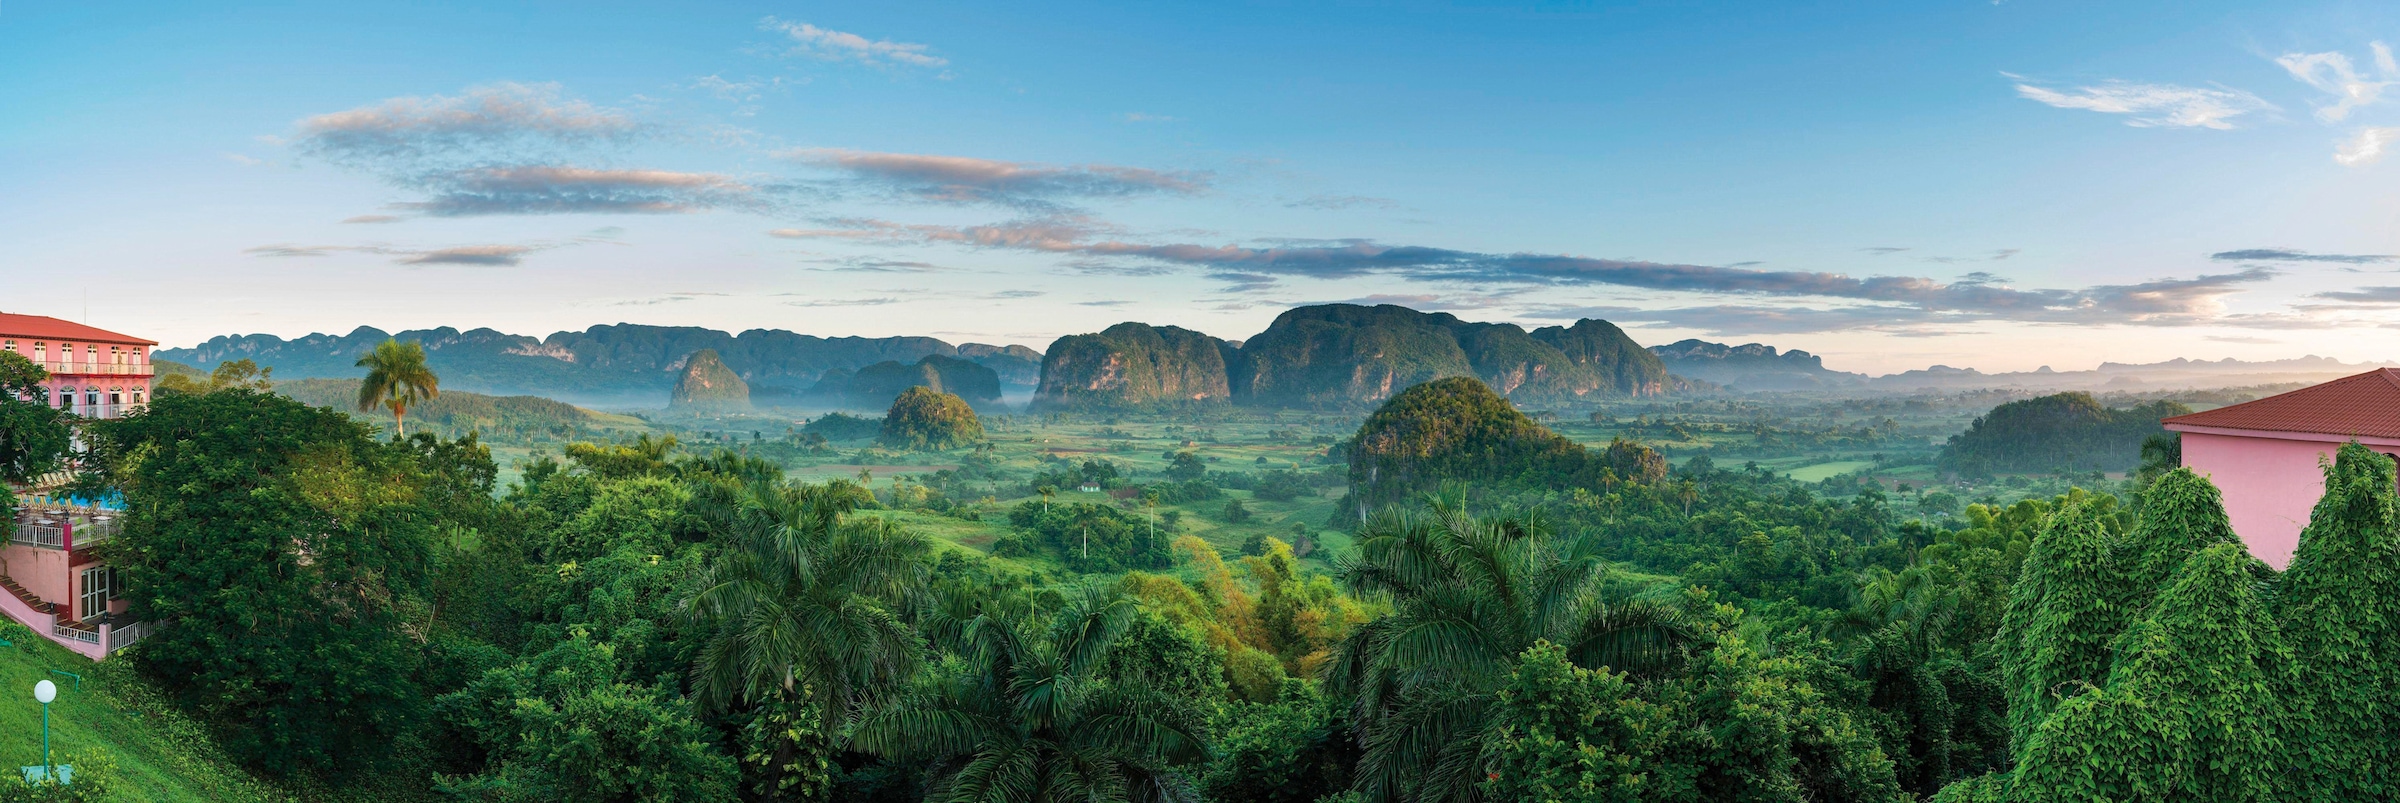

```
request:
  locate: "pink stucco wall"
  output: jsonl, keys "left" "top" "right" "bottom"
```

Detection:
{"left": 1, "top": 544, "right": 73, "bottom": 612}
{"left": 2173, "top": 426, "right": 2400, "bottom": 569}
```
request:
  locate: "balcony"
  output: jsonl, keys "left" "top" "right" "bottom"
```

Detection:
{"left": 27, "top": 361, "right": 153, "bottom": 378}
{"left": 9, "top": 512, "right": 116, "bottom": 550}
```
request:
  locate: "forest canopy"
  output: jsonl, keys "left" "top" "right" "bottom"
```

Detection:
{"left": 1937, "top": 392, "right": 2187, "bottom": 478}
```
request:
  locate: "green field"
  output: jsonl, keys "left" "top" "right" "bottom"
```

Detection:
{"left": 1782, "top": 460, "right": 1877, "bottom": 482}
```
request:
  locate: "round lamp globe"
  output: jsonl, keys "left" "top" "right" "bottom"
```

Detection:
{"left": 32, "top": 680, "right": 54, "bottom": 704}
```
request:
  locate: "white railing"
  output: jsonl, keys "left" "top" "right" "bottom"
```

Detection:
{"left": 102, "top": 620, "right": 151, "bottom": 652}
{"left": 8, "top": 519, "right": 113, "bottom": 549}
{"left": 51, "top": 623, "right": 97, "bottom": 645}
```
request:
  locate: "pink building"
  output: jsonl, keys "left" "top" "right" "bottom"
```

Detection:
{"left": 2163, "top": 368, "right": 2400, "bottom": 570}
{"left": 1, "top": 312, "right": 155, "bottom": 659}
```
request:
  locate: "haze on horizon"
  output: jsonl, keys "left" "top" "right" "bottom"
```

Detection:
{"left": 7, "top": 0, "right": 2400, "bottom": 375}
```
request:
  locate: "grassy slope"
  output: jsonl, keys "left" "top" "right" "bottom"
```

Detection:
{"left": 0, "top": 635, "right": 291, "bottom": 802}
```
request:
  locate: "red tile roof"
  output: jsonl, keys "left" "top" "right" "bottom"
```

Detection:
{"left": 2163, "top": 368, "right": 2400, "bottom": 439}
{"left": 0, "top": 313, "right": 156, "bottom": 346}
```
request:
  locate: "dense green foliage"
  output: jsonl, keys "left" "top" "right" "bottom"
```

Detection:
{"left": 1343, "top": 377, "right": 1666, "bottom": 512}
{"left": 70, "top": 362, "right": 2400, "bottom": 803}
{"left": 356, "top": 338, "right": 441, "bottom": 437}
{"left": 1937, "top": 393, "right": 2188, "bottom": 477}
{"left": 95, "top": 388, "right": 449, "bottom": 773}
{"left": 802, "top": 411, "right": 884, "bottom": 441}
{"left": 880, "top": 386, "right": 986, "bottom": 450}
{"left": 0, "top": 351, "right": 72, "bottom": 493}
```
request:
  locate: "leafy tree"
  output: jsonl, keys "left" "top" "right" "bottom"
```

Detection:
{"left": 1223, "top": 496, "right": 1253, "bottom": 523}
{"left": 2273, "top": 443, "right": 2400, "bottom": 800}
{"left": 1326, "top": 495, "right": 1697, "bottom": 802}
{"left": 852, "top": 588, "right": 1210, "bottom": 802}
{"left": 356, "top": 338, "right": 440, "bottom": 437}
{"left": 153, "top": 357, "right": 274, "bottom": 396}
{"left": 2009, "top": 544, "right": 2288, "bottom": 803}
{"left": 94, "top": 388, "right": 435, "bottom": 773}
{"left": 1993, "top": 497, "right": 2127, "bottom": 747}
{"left": 1165, "top": 450, "right": 1208, "bottom": 482}
{"left": 1479, "top": 641, "right": 1680, "bottom": 802}
{"left": 2116, "top": 468, "right": 2237, "bottom": 611}
{"left": 1204, "top": 679, "right": 1361, "bottom": 803}
{"left": 438, "top": 636, "right": 738, "bottom": 802}
{"left": 1937, "top": 393, "right": 2186, "bottom": 478}
{"left": 880, "top": 386, "right": 984, "bottom": 450}
{"left": 999, "top": 501, "right": 1172, "bottom": 574}
{"left": 0, "top": 352, "right": 71, "bottom": 515}
{"left": 685, "top": 478, "right": 932, "bottom": 716}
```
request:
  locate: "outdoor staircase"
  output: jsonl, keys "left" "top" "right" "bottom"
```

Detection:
{"left": 0, "top": 575, "right": 60, "bottom": 617}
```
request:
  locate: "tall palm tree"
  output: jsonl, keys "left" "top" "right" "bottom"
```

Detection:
{"left": 685, "top": 477, "right": 929, "bottom": 721}
{"left": 852, "top": 587, "right": 1210, "bottom": 803}
{"left": 354, "top": 338, "right": 439, "bottom": 437}
{"left": 1326, "top": 493, "right": 1699, "bottom": 803}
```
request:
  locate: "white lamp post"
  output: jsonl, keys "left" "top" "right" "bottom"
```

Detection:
{"left": 32, "top": 680, "right": 54, "bottom": 782}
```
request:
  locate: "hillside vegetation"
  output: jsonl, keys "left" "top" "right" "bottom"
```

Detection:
{"left": 273, "top": 378, "right": 645, "bottom": 443}
{"left": 1341, "top": 376, "right": 1667, "bottom": 514}
{"left": 879, "top": 386, "right": 985, "bottom": 450}
{"left": 1938, "top": 392, "right": 2188, "bottom": 477}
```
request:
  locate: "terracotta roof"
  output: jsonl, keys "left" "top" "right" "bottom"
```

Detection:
{"left": 2162, "top": 368, "right": 2400, "bottom": 439}
{"left": 0, "top": 313, "right": 156, "bottom": 346}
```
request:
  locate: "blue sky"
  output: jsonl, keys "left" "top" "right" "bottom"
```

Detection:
{"left": 7, "top": 0, "right": 2400, "bottom": 374}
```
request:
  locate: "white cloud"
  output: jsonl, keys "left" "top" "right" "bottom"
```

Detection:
{"left": 2278, "top": 43, "right": 2399, "bottom": 123}
{"left": 760, "top": 17, "right": 946, "bottom": 68}
{"left": 222, "top": 153, "right": 263, "bottom": 166}
{"left": 2336, "top": 127, "right": 2400, "bottom": 166}
{"left": 2011, "top": 77, "right": 2274, "bottom": 129}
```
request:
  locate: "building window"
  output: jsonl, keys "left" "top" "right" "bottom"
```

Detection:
{"left": 31, "top": 343, "right": 44, "bottom": 363}
{"left": 2, "top": 340, "right": 13, "bottom": 353}
{"left": 108, "top": 389, "right": 122, "bottom": 407}
{"left": 55, "top": 388, "right": 71, "bottom": 411}
{"left": 78, "top": 566, "right": 110, "bottom": 620}
{"left": 84, "top": 388, "right": 98, "bottom": 408}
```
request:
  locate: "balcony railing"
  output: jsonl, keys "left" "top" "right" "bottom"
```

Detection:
{"left": 9, "top": 518, "right": 115, "bottom": 549}
{"left": 24, "top": 361, "right": 153, "bottom": 377}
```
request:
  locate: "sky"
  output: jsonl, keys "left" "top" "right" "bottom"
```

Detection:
{"left": 7, "top": 0, "right": 2400, "bottom": 375}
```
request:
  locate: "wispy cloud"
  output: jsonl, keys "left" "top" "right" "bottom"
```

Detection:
{"left": 341, "top": 214, "right": 403, "bottom": 224}
{"left": 779, "top": 215, "right": 2280, "bottom": 330}
{"left": 2010, "top": 75, "right": 2274, "bottom": 129}
{"left": 784, "top": 296, "right": 901, "bottom": 307}
{"left": 1860, "top": 246, "right": 1910, "bottom": 256}
{"left": 2205, "top": 335, "right": 2280, "bottom": 344}
{"left": 988, "top": 289, "right": 1045, "bottom": 299}
{"left": 2311, "top": 286, "right": 2400, "bottom": 304}
{"left": 1075, "top": 300, "right": 1133, "bottom": 307}
{"left": 1990, "top": 249, "right": 2020, "bottom": 260}
{"left": 294, "top": 82, "right": 639, "bottom": 166}
{"left": 2210, "top": 248, "right": 2397, "bottom": 264}
{"left": 243, "top": 242, "right": 545, "bottom": 266}
{"left": 394, "top": 166, "right": 760, "bottom": 216}
{"left": 2278, "top": 43, "right": 2398, "bottom": 123}
{"left": 2336, "top": 127, "right": 2400, "bottom": 166}
{"left": 785, "top": 148, "right": 1206, "bottom": 209}
{"left": 1120, "top": 112, "right": 1178, "bottom": 123}
{"left": 1287, "top": 194, "right": 1400, "bottom": 211}
{"left": 222, "top": 153, "right": 263, "bottom": 166}
{"left": 760, "top": 17, "right": 946, "bottom": 69}
{"left": 400, "top": 245, "right": 534, "bottom": 266}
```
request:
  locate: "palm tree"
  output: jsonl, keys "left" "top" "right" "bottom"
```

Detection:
{"left": 354, "top": 339, "right": 439, "bottom": 437}
{"left": 685, "top": 476, "right": 930, "bottom": 721}
{"left": 1326, "top": 492, "right": 1699, "bottom": 803}
{"left": 853, "top": 587, "right": 1210, "bottom": 803}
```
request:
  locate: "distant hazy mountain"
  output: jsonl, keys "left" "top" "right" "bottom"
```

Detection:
{"left": 1034, "top": 304, "right": 1667, "bottom": 410}
{"left": 1649, "top": 339, "right": 1868, "bottom": 391}
{"left": 158, "top": 324, "right": 1044, "bottom": 408}
{"left": 1036, "top": 322, "right": 1237, "bottom": 409}
{"left": 1868, "top": 355, "right": 2400, "bottom": 393}
{"left": 1649, "top": 337, "right": 2400, "bottom": 395}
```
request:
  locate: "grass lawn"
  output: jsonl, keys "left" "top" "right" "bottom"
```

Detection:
{"left": 0, "top": 633, "right": 292, "bottom": 802}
